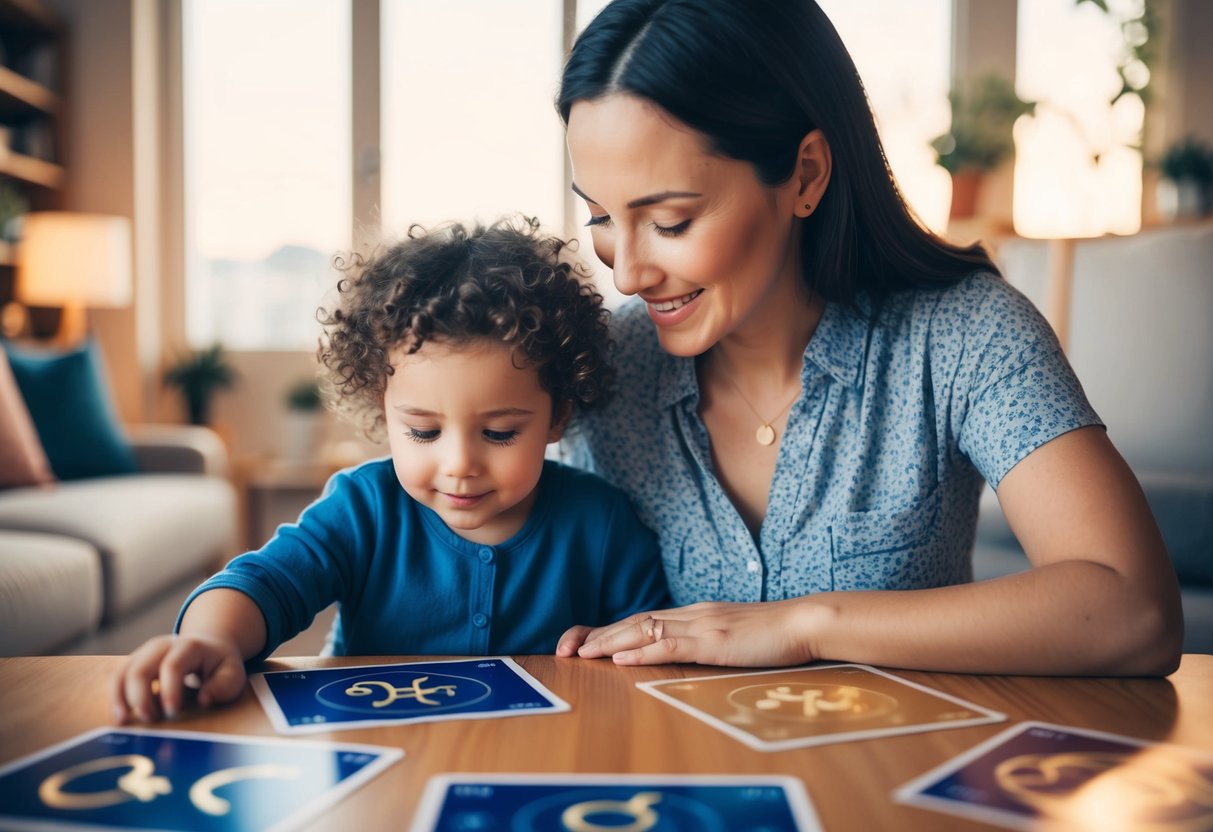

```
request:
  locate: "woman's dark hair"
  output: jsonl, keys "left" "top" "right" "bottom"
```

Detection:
{"left": 318, "top": 216, "right": 614, "bottom": 437}
{"left": 557, "top": 0, "right": 997, "bottom": 304}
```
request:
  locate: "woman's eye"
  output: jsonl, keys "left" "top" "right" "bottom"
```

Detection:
{"left": 585, "top": 214, "right": 612, "bottom": 228}
{"left": 407, "top": 428, "right": 440, "bottom": 443}
{"left": 484, "top": 429, "right": 519, "bottom": 445}
{"left": 654, "top": 219, "right": 691, "bottom": 238}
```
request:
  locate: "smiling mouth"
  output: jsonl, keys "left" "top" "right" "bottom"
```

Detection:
{"left": 647, "top": 290, "right": 703, "bottom": 312}
{"left": 441, "top": 491, "right": 489, "bottom": 505}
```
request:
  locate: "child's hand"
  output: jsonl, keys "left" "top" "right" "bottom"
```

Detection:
{"left": 110, "top": 633, "right": 246, "bottom": 724}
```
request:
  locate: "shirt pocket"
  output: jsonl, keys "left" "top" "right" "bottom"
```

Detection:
{"left": 828, "top": 488, "right": 945, "bottom": 591}
{"left": 658, "top": 526, "right": 723, "bottom": 605}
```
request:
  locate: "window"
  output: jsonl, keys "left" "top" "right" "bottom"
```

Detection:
{"left": 1014, "top": 0, "right": 1146, "bottom": 237}
{"left": 183, "top": 0, "right": 351, "bottom": 350}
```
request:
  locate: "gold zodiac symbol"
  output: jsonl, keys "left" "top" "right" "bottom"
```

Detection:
{"left": 39, "top": 755, "right": 170, "bottom": 810}
{"left": 189, "top": 764, "right": 302, "bottom": 816}
{"left": 561, "top": 791, "right": 662, "bottom": 832}
{"left": 756, "top": 685, "right": 862, "bottom": 717}
{"left": 996, "top": 750, "right": 1213, "bottom": 831}
{"left": 39, "top": 754, "right": 303, "bottom": 817}
{"left": 344, "top": 676, "right": 457, "bottom": 707}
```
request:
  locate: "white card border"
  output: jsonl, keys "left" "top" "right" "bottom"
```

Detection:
{"left": 635, "top": 663, "right": 1005, "bottom": 752}
{"left": 0, "top": 725, "right": 402, "bottom": 832}
{"left": 252, "top": 656, "right": 570, "bottom": 735}
{"left": 892, "top": 719, "right": 1213, "bottom": 831}
{"left": 409, "top": 772, "right": 823, "bottom": 832}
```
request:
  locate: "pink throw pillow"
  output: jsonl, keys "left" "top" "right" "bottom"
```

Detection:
{"left": 0, "top": 346, "right": 55, "bottom": 488}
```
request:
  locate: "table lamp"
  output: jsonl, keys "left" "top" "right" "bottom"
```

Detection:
{"left": 16, "top": 212, "right": 133, "bottom": 345}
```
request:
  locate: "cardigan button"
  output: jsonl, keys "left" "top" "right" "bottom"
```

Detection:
{"left": 472, "top": 613, "right": 489, "bottom": 628}
{"left": 478, "top": 546, "right": 494, "bottom": 563}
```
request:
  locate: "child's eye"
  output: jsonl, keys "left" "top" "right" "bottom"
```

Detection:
{"left": 585, "top": 214, "right": 612, "bottom": 228}
{"left": 483, "top": 429, "right": 519, "bottom": 445}
{"left": 407, "top": 427, "right": 440, "bottom": 443}
{"left": 654, "top": 219, "right": 691, "bottom": 238}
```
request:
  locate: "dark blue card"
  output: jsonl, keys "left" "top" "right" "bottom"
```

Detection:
{"left": 411, "top": 774, "right": 822, "bottom": 831}
{"left": 0, "top": 727, "right": 401, "bottom": 832}
{"left": 895, "top": 721, "right": 1213, "bottom": 830}
{"left": 252, "top": 657, "right": 570, "bottom": 734}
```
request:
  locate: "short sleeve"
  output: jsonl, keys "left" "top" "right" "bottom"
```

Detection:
{"left": 954, "top": 276, "right": 1103, "bottom": 488}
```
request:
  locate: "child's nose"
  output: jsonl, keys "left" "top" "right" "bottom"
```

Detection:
{"left": 442, "top": 436, "right": 480, "bottom": 478}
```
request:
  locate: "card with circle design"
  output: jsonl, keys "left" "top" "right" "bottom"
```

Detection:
{"left": 252, "top": 657, "right": 570, "bottom": 734}
{"left": 0, "top": 726, "right": 400, "bottom": 832}
{"left": 894, "top": 721, "right": 1213, "bottom": 830}
{"left": 636, "top": 663, "right": 1005, "bottom": 751}
{"left": 410, "top": 773, "right": 822, "bottom": 831}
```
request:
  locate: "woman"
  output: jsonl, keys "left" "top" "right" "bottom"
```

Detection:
{"left": 553, "top": 0, "right": 1182, "bottom": 675}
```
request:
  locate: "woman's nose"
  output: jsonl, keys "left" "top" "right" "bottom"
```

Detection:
{"left": 607, "top": 233, "right": 661, "bottom": 297}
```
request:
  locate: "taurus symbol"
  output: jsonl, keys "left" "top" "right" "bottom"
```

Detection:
{"left": 561, "top": 791, "right": 662, "bottom": 832}
{"left": 344, "top": 676, "right": 457, "bottom": 707}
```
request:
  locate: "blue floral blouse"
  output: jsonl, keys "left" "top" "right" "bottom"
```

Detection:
{"left": 563, "top": 271, "right": 1102, "bottom": 605}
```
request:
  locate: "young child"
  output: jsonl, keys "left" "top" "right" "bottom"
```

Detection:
{"left": 111, "top": 216, "right": 669, "bottom": 723}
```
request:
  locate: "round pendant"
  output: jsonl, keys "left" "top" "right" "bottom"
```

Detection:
{"left": 755, "top": 424, "right": 776, "bottom": 446}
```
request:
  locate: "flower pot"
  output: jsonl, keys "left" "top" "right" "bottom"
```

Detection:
{"left": 1156, "top": 177, "right": 1206, "bottom": 222}
{"left": 949, "top": 170, "right": 984, "bottom": 220}
{"left": 281, "top": 411, "right": 324, "bottom": 463}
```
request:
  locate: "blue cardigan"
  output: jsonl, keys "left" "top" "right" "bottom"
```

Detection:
{"left": 179, "top": 459, "right": 669, "bottom": 660}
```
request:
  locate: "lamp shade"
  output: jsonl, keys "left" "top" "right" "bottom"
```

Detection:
{"left": 17, "top": 212, "right": 133, "bottom": 308}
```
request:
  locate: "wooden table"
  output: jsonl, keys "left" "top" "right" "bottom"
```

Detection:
{"left": 2, "top": 654, "right": 1211, "bottom": 830}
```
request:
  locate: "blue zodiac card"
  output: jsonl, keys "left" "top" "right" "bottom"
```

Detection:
{"left": 0, "top": 726, "right": 401, "bottom": 832}
{"left": 410, "top": 774, "right": 823, "bottom": 832}
{"left": 894, "top": 721, "right": 1213, "bottom": 830}
{"left": 252, "top": 657, "right": 570, "bottom": 734}
{"left": 636, "top": 664, "right": 1005, "bottom": 752}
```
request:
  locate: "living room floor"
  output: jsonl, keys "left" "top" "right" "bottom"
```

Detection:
{"left": 60, "top": 576, "right": 336, "bottom": 658}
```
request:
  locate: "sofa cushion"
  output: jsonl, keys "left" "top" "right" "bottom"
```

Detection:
{"left": 0, "top": 474, "right": 236, "bottom": 619}
{"left": 3, "top": 339, "right": 138, "bottom": 481}
{"left": 0, "top": 531, "right": 103, "bottom": 655}
{"left": 0, "top": 347, "right": 55, "bottom": 489}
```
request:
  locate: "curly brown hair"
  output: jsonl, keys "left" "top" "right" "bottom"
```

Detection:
{"left": 318, "top": 216, "right": 614, "bottom": 438}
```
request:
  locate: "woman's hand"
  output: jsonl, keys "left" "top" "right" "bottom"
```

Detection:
{"left": 556, "top": 599, "right": 822, "bottom": 667}
{"left": 110, "top": 633, "right": 247, "bottom": 724}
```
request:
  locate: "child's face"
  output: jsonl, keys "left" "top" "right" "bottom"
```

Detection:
{"left": 384, "top": 338, "right": 566, "bottom": 545}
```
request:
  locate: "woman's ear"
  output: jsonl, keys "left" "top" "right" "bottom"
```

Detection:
{"left": 547, "top": 400, "right": 573, "bottom": 443}
{"left": 792, "top": 129, "right": 832, "bottom": 218}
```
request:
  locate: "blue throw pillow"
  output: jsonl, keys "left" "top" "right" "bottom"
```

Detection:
{"left": 3, "top": 339, "right": 138, "bottom": 480}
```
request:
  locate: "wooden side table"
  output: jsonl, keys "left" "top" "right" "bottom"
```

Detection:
{"left": 242, "top": 459, "right": 339, "bottom": 549}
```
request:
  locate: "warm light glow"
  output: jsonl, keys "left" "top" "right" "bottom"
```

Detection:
{"left": 17, "top": 212, "right": 133, "bottom": 308}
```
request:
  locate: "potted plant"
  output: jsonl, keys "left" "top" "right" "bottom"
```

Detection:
{"left": 1156, "top": 136, "right": 1213, "bottom": 222}
{"left": 163, "top": 344, "right": 238, "bottom": 426}
{"left": 931, "top": 74, "right": 1035, "bottom": 219}
{"left": 282, "top": 376, "right": 326, "bottom": 463}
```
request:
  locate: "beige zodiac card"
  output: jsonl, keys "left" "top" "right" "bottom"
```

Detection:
{"left": 636, "top": 663, "right": 1005, "bottom": 752}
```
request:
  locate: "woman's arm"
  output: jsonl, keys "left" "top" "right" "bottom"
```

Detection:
{"left": 562, "top": 427, "right": 1184, "bottom": 675}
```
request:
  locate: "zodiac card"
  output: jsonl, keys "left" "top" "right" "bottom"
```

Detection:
{"left": 894, "top": 721, "right": 1213, "bottom": 831}
{"left": 636, "top": 663, "right": 1005, "bottom": 752}
{"left": 252, "top": 657, "right": 570, "bottom": 734}
{"left": 409, "top": 773, "right": 823, "bottom": 832}
{"left": 0, "top": 726, "right": 400, "bottom": 832}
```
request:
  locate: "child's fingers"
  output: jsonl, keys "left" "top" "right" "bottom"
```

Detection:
{"left": 196, "top": 656, "right": 246, "bottom": 710}
{"left": 157, "top": 640, "right": 211, "bottom": 718}
{"left": 108, "top": 656, "right": 134, "bottom": 723}
{"left": 121, "top": 635, "right": 174, "bottom": 723}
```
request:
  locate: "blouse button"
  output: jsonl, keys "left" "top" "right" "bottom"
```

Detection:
{"left": 746, "top": 559, "right": 761, "bottom": 574}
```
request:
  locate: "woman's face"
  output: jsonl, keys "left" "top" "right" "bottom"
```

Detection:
{"left": 566, "top": 93, "right": 807, "bottom": 357}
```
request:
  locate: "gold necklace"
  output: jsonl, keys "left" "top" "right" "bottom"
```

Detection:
{"left": 719, "top": 368, "right": 802, "bottom": 447}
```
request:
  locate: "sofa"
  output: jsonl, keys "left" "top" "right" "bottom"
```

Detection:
{"left": 0, "top": 423, "right": 237, "bottom": 655}
{"left": 973, "top": 223, "right": 1213, "bottom": 654}
{"left": 1, "top": 335, "right": 238, "bottom": 656}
